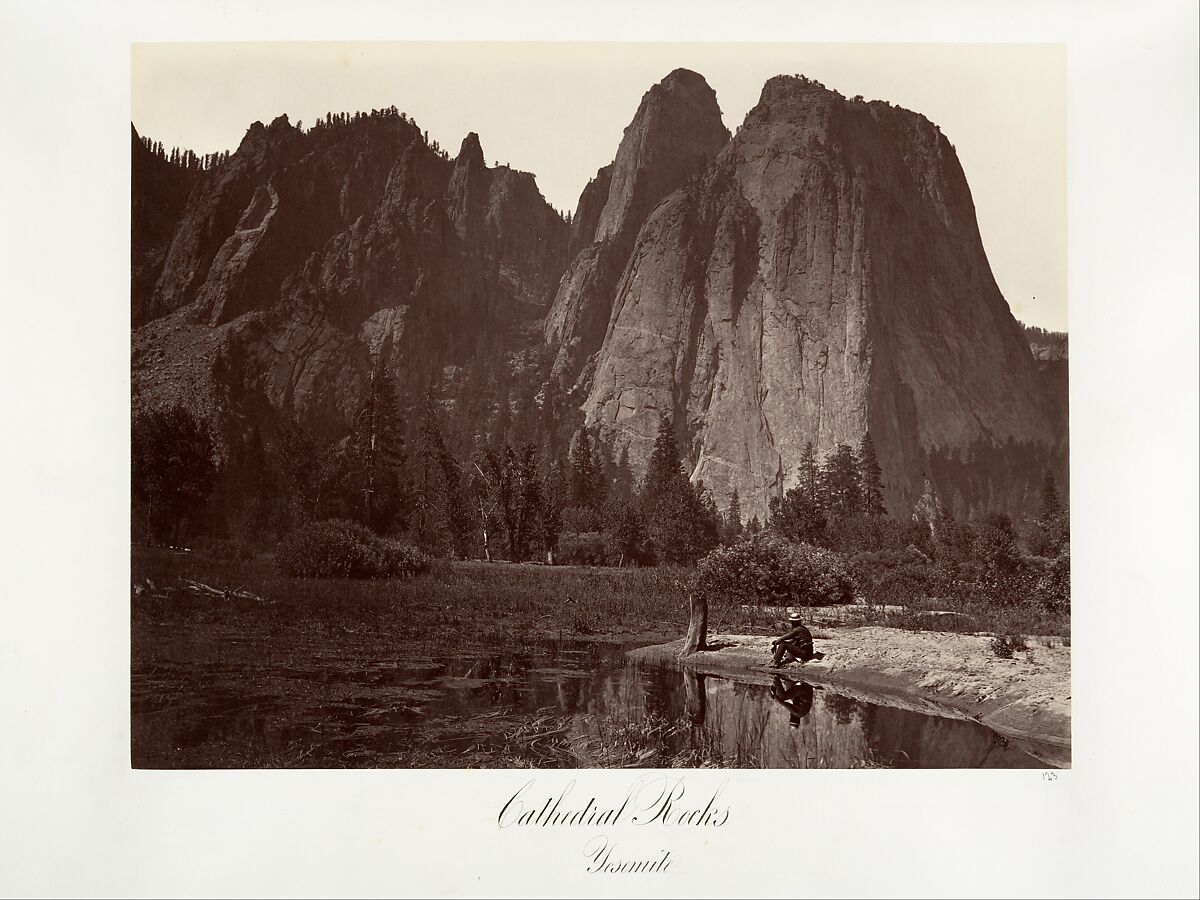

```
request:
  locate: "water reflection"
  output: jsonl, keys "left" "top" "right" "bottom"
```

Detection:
{"left": 131, "top": 638, "right": 1046, "bottom": 769}
{"left": 683, "top": 671, "right": 706, "bottom": 726}
{"left": 771, "top": 676, "right": 815, "bottom": 728}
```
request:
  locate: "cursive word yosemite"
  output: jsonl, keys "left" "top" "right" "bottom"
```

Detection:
{"left": 498, "top": 776, "right": 731, "bottom": 829}
{"left": 583, "top": 837, "right": 672, "bottom": 874}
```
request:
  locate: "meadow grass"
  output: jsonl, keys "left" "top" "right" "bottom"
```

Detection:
{"left": 133, "top": 545, "right": 1067, "bottom": 647}
{"left": 132, "top": 547, "right": 697, "bottom": 652}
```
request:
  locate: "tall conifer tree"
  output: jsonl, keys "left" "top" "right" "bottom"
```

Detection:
{"left": 639, "top": 415, "right": 716, "bottom": 564}
{"left": 569, "top": 427, "right": 597, "bottom": 509}
{"left": 349, "top": 355, "right": 409, "bottom": 533}
{"left": 796, "top": 440, "right": 821, "bottom": 504}
{"left": 858, "top": 431, "right": 886, "bottom": 517}
{"left": 644, "top": 414, "right": 685, "bottom": 499}
{"left": 820, "top": 442, "right": 862, "bottom": 515}
{"left": 724, "top": 488, "right": 744, "bottom": 544}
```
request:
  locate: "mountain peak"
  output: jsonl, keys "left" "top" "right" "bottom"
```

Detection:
{"left": 456, "top": 132, "right": 485, "bottom": 169}
{"left": 741, "top": 73, "right": 841, "bottom": 127}
{"left": 543, "top": 68, "right": 731, "bottom": 388}
{"left": 590, "top": 68, "right": 729, "bottom": 245}
{"left": 659, "top": 67, "right": 709, "bottom": 88}
{"left": 761, "top": 73, "right": 833, "bottom": 95}
{"left": 644, "top": 68, "right": 721, "bottom": 111}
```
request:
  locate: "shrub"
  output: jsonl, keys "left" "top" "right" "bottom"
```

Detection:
{"left": 697, "top": 533, "right": 854, "bottom": 608}
{"left": 990, "top": 634, "right": 1026, "bottom": 659}
{"left": 274, "top": 519, "right": 430, "bottom": 579}
{"left": 1031, "top": 550, "right": 1070, "bottom": 614}
{"left": 557, "top": 531, "right": 608, "bottom": 566}
{"left": 377, "top": 540, "right": 432, "bottom": 579}
{"left": 973, "top": 512, "right": 1023, "bottom": 576}
{"left": 866, "top": 565, "right": 934, "bottom": 607}
{"left": 823, "top": 513, "right": 933, "bottom": 556}
{"left": 602, "top": 501, "right": 652, "bottom": 567}
{"left": 847, "top": 548, "right": 936, "bottom": 606}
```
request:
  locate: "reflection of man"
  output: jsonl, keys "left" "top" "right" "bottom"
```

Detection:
{"left": 770, "top": 612, "right": 825, "bottom": 667}
{"left": 771, "top": 675, "right": 814, "bottom": 728}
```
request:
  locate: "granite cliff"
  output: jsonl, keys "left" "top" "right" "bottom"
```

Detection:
{"left": 544, "top": 69, "right": 730, "bottom": 390}
{"left": 557, "top": 75, "right": 1065, "bottom": 516}
{"left": 132, "top": 109, "right": 568, "bottom": 450}
{"left": 131, "top": 126, "right": 199, "bottom": 326}
{"left": 132, "top": 73, "right": 1067, "bottom": 521}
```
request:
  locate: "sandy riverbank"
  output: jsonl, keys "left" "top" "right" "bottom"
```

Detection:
{"left": 629, "top": 627, "right": 1071, "bottom": 767}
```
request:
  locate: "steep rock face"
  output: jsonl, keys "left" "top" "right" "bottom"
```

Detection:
{"left": 132, "top": 114, "right": 568, "bottom": 449}
{"left": 592, "top": 69, "right": 731, "bottom": 244}
{"left": 567, "top": 164, "right": 612, "bottom": 256}
{"left": 577, "top": 76, "right": 1064, "bottom": 517}
{"left": 447, "top": 133, "right": 565, "bottom": 305}
{"left": 147, "top": 113, "right": 441, "bottom": 328}
{"left": 145, "top": 115, "right": 304, "bottom": 325}
{"left": 544, "top": 69, "right": 730, "bottom": 389}
{"left": 131, "top": 127, "right": 199, "bottom": 325}
{"left": 1037, "top": 360, "right": 1069, "bottom": 461}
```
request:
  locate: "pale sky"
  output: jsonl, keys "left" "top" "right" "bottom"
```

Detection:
{"left": 132, "top": 42, "right": 1066, "bottom": 331}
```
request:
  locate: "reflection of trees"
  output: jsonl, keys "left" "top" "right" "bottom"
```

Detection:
{"left": 554, "top": 674, "right": 583, "bottom": 714}
{"left": 642, "top": 665, "right": 679, "bottom": 719}
{"left": 465, "top": 653, "right": 531, "bottom": 680}
{"left": 683, "top": 671, "right": 706, "bottom": 726}
{"left": 854, "top": 703, "right": 1034, "bottom": 768}
{"left": 821, "top": 692, "right": 862, "bottom": 725}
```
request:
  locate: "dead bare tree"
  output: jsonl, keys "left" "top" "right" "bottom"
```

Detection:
{"left": 471, "top": 460, "right": 498, "bottom": 562}
{"left": 681, "top": 592, "right": 708, "bottom": 657}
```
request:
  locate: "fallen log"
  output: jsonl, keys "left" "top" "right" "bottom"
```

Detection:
{"left": 182, "top": 580, "right": 266, "bottom": 603}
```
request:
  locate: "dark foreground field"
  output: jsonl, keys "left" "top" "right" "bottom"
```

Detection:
{"left": 131, "top": 547, "right": 1066, "bottom": 768}
{"left": 132, "top": 548, "right": 705, "bottom": 767}
{"left": 133, "top": 547, "right": 696, "bottom": 654}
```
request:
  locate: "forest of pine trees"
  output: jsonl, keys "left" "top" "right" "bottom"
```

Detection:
{"left": 137, "top": 132, "right": 230, "bottom": 172}
{"left": 768, "top": 433, "right": 889, "bottom": 547}
{"left": 132, "top": 335, "right": 1068, "bottom": 626}
{"left": 136, "top": 103, "right": 567, "bottom": 182}
{"left": 132, "top": 355, "right": 1069, "bottom": 621}
{"left": 135, "top": 351, "right": 1068, "bottom": 611}
{"left": 1021, "top": 322, "right": 1068, "bottom": 352}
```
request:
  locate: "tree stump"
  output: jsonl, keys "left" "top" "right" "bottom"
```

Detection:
{"left": 680, "top": 592, "right": 708, "bottom": 657}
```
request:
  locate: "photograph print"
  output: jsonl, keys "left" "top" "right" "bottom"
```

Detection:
{"left": 130, "top": 43, "right": 1070, "bottom": 770}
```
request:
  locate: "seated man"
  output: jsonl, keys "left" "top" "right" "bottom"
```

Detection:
{"left": 770, "top": 612, "right": 825, "bottom": 667}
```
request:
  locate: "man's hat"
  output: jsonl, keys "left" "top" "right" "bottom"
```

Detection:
{"left": 788, "top": 611, "right": 804, "bottom": 623}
